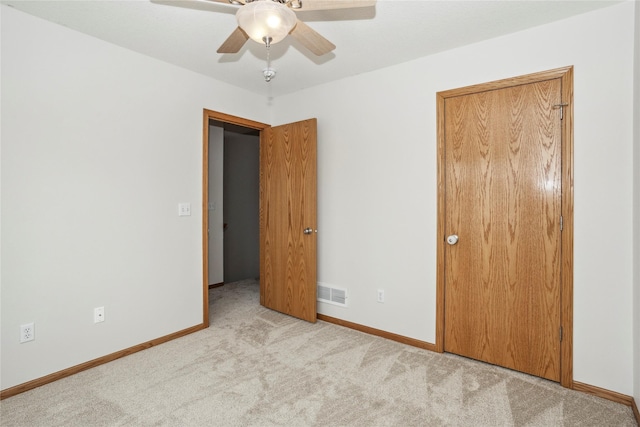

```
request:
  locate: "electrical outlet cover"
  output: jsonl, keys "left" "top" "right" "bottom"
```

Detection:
{"left": 20, "top": 323, "right": 35, "bottom": 343}
{"left": 94, "top": 307, "right": 105, "bottom": 323}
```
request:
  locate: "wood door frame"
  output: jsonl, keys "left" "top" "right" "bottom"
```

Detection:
{"left": 435, "top": 66, "right": 574, "bottom": 388}
{"left": 201, "top": 109, "right": 269, "bottom": 327}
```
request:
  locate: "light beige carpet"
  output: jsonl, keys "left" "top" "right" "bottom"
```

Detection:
{"left": 1, "top": 279, "right": 636, "bottom": 426}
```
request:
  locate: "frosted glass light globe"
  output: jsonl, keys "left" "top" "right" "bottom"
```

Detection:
{"left": 236, "top": 0, "right": 297, "bottom": 45}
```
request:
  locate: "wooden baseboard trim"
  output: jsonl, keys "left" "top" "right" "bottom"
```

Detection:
{"left": 0, "top": 323, "right": 206, "bottom": 400}
{"left": 573, "top": 381, "right": 639, "bottom": 423}
{"left": 317, "top": 314, "right": 437, "bottom": 352}
{"left": 208, "top": 282, "right": 224, "bottom": 289}
{"left": 572, "top": 381, "right": 635, "bottom": 407}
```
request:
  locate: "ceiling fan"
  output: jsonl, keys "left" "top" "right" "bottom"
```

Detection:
{"left": 205, "top": 0, "right": 376, "bottom": 57}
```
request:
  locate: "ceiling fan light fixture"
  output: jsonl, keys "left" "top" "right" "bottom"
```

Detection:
{"left": 236, "top": 0, "right": 297, "bottom": 45}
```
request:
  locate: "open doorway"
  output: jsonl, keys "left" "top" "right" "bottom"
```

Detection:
{"left": 201, "top": 110, "right": 269, "bottom": 326}
{"left": 202, "top": 110, "right": 318, "bottom": 325}
{"left": 208, "top": 120, "right": 260, "bottom": 287}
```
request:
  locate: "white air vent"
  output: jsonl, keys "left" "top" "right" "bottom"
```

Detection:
{"left": 317, "top": 283, "right": 348, "bottom": 307}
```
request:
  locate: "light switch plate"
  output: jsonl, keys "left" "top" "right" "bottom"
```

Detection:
{"left": 178, "top": 203, "right": 191, "bottom": 216}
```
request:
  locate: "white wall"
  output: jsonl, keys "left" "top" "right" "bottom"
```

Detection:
{"left": 633, "top": 0, "right": 640, "bottom": 407}
{"left": 274, "top": 2, "right": 635, "bottom": 395}
{"left": 0, "top": 5, "right": 269, "bottom": 390}
{"left": 208, "top": 125, "right": 224, "bottom": 285}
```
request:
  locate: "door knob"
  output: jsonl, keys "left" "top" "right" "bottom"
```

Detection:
{"left": 447, "top": 234, "right": 459, "bottom": 245}
{"left": 303, "top": 228, "right": 314, "bottom": 235}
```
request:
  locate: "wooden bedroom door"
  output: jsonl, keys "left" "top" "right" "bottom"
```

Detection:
{"left": 440, "top": 73, "right": 569, "bottom": 382}
{"left": 260, "top": 118, "right": 317, "bottom": 322}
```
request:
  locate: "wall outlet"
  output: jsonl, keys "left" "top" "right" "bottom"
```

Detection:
{"left": 377, "top": 289, "right": 385, "bottom": 303}
{"left": 94, "top": 307, "right": 105, "bottom": 323}
{"left": 20, "top": 323, "right": 35, "bottom": 343}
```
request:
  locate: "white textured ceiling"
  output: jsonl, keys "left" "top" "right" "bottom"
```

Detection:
{"left": 2, "top": 0, "right": 622, "bottom": 97}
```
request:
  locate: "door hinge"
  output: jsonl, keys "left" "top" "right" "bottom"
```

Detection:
{"left": 553, "top": 103, "right": 569, "bottom": 120}
{"left": 560, "top": 326, "right": 563, "bottom": 342}
{"left": 560, "top": 216, "right": 563, "bottom": 231}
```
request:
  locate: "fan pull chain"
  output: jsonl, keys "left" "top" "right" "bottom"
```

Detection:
{"left": 262, "top": 36, "right": 276, "bottom": 82}
{"left": 266, "top": 40, "right": 271, "bottom": 70}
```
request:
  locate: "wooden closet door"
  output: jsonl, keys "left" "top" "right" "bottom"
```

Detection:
{"left": 443, "top": 79, "right": 562, "bottom": 381}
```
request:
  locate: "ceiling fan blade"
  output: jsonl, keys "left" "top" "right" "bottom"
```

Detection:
{"left": 289, "top": 20, "right": 336, "bottom": 56}
{"left": 292, "top": 0, "right": 375, "bottom": 11}
{"left": 201, "top": 0, "right": 244, "bottom": 5}
{"left": 217, "top": 27, "right": 249, "bottom": 53}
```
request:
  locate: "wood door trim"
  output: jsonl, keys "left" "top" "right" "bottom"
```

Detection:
{"left": 435, "top": 66, "right": 574, "bottom": 388}
{"left": 559, "top": 67, "right": 574, "bottom": 388}
{"left": 436, "top": 67, "right": 573, "bottom": 98}
{"left": 202, "top": 109, "right": 269, "bottom": 326}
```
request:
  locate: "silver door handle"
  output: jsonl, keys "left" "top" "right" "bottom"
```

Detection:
{"left": 303, "top": 228, "right": 314, "bottom": 235}
{"left": 447, "top": 234, "right": 459, "bottom": 245}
